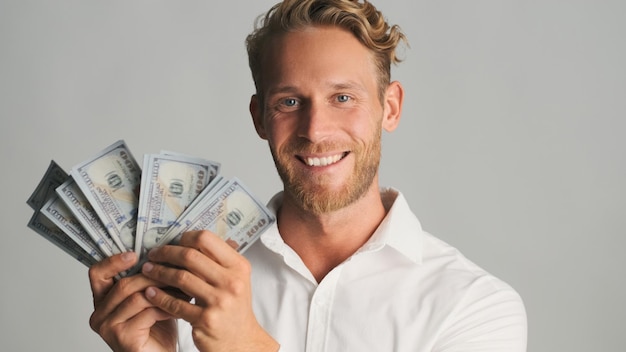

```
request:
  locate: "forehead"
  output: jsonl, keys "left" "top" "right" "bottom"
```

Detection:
{"left": 259, "top": 26, "right": 378, "bottom": 93}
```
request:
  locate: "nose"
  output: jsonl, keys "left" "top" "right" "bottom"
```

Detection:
{"left": 297, "top": 100, "right": 334, "bottom": 143}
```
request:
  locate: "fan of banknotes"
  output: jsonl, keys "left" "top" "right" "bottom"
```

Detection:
{"left": 26, "top": 140, "right": 275, "bottom": 272}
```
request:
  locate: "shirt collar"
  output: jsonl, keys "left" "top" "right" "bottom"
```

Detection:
{"left": 260, "top": 188, "right": 423, "bottom": 264}
{"left": 362, "top": 187, "right": 423, "bottom": 264}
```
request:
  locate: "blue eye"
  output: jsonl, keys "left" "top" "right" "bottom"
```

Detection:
{"left": 283, "top": 98, "right": 298, "bottom": 107}
{"left": 337, "top": 95, "right": 350, "bottom": 103}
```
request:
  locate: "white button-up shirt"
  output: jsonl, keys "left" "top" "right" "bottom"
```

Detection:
{"left": 178, "top": 188, "right": 527, "bottom": 351}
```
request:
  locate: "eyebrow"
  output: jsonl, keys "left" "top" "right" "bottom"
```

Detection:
{"left": 329, "top": 80, "right": 367, "bottom": 93}
{"left": 266, "top": 80, "right": 367, "bottom": 97}
{"left": 266, "top": 85, "right": 299, "bottom": 96}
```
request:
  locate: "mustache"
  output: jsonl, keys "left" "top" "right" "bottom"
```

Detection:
{"left": 281, "top": 139, "right": 351, "bottom": 155}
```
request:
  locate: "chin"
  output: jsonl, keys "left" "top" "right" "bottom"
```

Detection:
{"left": 287, "top": 177, "right": 373, "bottom": 215}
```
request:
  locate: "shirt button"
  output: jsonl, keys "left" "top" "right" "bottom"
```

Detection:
{"left": 315, "top": 298, "right": 326, "bottom": 307}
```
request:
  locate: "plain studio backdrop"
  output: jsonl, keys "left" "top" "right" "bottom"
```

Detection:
{"left": 1, "top": 1, "right": 624, "bottom": 351}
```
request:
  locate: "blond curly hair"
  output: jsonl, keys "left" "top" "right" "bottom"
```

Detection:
{"left": 246, "top": 0, "right": 407, "bottom": 101}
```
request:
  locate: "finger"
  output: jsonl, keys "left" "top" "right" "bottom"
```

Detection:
{"left": 91, "top": 273, "right": 164, "bottom": 332}
{"left": 124, "top": 307, "right": 173, "bottom": 332}
{"left": 147, "top": 245, "right": 227, "bottom": 286}
{"left": 145, "top": 286, "right": 203, "bottom": 323}
{"left": 89, "top": 252, "right": 137, "bottom": 300}
{"left": 141, "top": 261, "right": 219, "bottom": 303}
{"left": 93, "top": 291, "right": 147, "bottom": 330}
{"left": 163, "top": 287, "right": 193, "bottom": 303}
{"left": 110, "top": 307, "right": 173, "bottom": 344}
{"left": 178, "top": 230, "right": 243, "bottom": 268}
{"left": 92, "top": 291, "right": 170, "bottom": 338}
{"left": 111, "top": 291, "right": 171, "bottom": 326}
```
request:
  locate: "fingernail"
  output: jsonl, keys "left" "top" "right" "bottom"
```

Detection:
{"left": 145, "top": 287, "right": 156, "bottom": 298}
{"left": 143, "top": 262, "right": 154, "bottom": 273}
{"left": 122, "top": 252, "right": 135, "bottom": 262}
{"left": 148, "top": 247, "right": 159, "bottom": 258}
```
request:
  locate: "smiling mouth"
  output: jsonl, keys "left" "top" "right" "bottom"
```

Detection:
{"left": 299, "top": 152, "right": 349, "bottom": 167}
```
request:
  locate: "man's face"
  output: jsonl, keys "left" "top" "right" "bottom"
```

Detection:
{"left": 251, "top": 26, "right": 398, "bottom": 214}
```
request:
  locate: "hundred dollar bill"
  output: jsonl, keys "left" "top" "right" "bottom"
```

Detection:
{"left": 160, "top": 178, "right": 275, "bottom": 253}
{"left": 57, "top": 177, "right": 122, "bottom": 257}
{"left": 27, "top": 211, "right": 97, "bottom": 267}
{"left": 27, "top": 160, "right": 68, "bottom": 210}
{"left": 173, "top": 175, "right": 227, "bottom": 225}
{"left": 71, "top": 140, "right": 141, "bottom": 252}
{"left": 135, "top": 153, "right": 220, "bottom": 257}
{"left": 41, "top": 194, "right": 105, "bottom": 262}
{"left": 136, "top": 175, "right": 227, "bottom": 254}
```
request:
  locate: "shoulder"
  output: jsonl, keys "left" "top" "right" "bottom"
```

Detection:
{"left": 420, "top": 231, "right": 528, "bottom": 351}
{"left": 386, "top": 189, "right": 527, "bottom": 350}
{"left": 420, "top": 230, "right": 525, "bottom": 315}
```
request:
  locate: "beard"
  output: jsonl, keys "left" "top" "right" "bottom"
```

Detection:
{"left": 270, "top": 125, "right": 382, "bottom": 215}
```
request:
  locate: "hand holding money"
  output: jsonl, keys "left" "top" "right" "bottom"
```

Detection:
{"left": 87, "top": 251, "right": 177, "bottom": 351}
{"left": 139, "top": 230, "right": 280, "bottom": 352}
{"left": 26, "top": 140, "right": 275, "bottom": 273}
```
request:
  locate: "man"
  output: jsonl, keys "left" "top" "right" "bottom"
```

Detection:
{"left": 88, "top": 0, "right": 528, "bottom": 351}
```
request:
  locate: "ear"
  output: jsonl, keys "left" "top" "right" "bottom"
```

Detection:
{"left": 250, "top": 94, "right": 268, "bottom": 140}
{"left": 381, "top": 81, "right": 404, "bottom": 132}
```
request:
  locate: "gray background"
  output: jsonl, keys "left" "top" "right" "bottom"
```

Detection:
{"left": 1, "top": 1, "right": 624, "bottom": 351}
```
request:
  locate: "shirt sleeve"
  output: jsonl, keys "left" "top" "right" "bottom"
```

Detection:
{"left": 432, "top": 276, "right": 528, "bottom": 352}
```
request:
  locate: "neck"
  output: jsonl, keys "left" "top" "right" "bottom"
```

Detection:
{"left": 276, "top": 183, "right": 387, "bottom": 282}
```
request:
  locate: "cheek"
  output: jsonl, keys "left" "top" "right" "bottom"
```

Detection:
{"left": 265, "top": 121, "right": 294, "bottom": 151}
{"left": 345, "top": 113, "right": 381, "bottom": 143}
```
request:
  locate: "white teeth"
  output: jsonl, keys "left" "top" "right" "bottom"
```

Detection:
{"left": 305, "top": 154, "right": 343, "bottom": 167}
